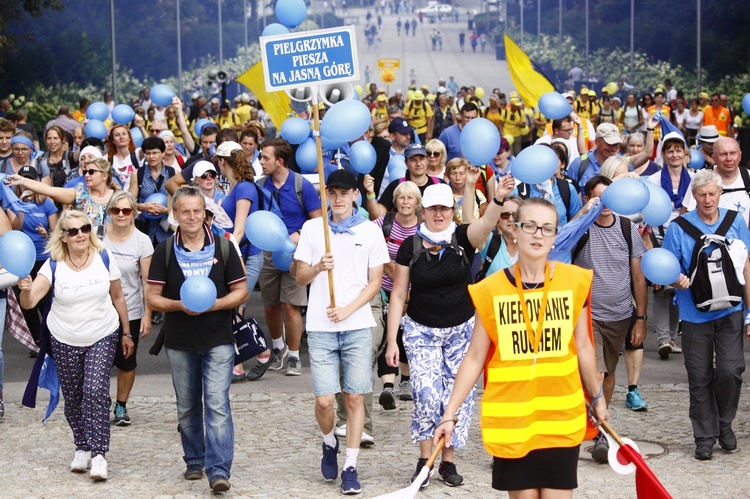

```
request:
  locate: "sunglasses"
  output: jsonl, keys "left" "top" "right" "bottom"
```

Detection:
{"left": 426, "top": 151, "right": 441, "bottom": 157}
{"left": 500, "top": 211, "right": 517, "bottom": 220}
{"left": 83, "top": 169, "right": 103, "bottom": 176}
{"left": 63, "top": 223, "right": 92, "bottom": 237}
{"left": 199, "top": 171, "right": 217, "bottom": 179}
{"left": 110, "top": 207, "right": 134, "bottom": 216}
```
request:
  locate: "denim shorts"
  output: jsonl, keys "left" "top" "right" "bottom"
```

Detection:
{"left": 307, "top": 328, "right": 373, "bottom": 397}
{"left": 245, "top": 252, "right": 263, "bottom": 295}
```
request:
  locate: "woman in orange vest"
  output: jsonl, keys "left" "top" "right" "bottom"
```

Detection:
{"left": 435, "top": 197, "right": 607, "bottom": 497}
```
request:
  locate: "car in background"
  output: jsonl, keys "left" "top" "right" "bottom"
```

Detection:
{"left": 417, "top": 1, "right": 453, "bottom": 15}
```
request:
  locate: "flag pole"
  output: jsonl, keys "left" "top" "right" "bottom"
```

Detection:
{"left": 310, "top": 86, "right": 336, "bottom": 308}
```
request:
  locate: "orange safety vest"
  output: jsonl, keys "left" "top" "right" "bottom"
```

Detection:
{"left": 468, "top": 263, "right": 594, "bottom": 459}
{"left": 703, "top": 106, "right": 731, "bottom": 136}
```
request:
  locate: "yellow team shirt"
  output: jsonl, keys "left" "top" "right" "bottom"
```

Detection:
{"left": 404, "top": 100, "right": 434, "bottom": 134}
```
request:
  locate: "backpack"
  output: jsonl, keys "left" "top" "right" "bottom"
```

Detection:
{"left": 517, "top": 177, "right": 574, "bottom": 222}
{"left": 258, "top": 172, "right": 306, "bottom": 216}
{"left": 475, "top": 233, "right": 503, "bottom": 282}
{"left": 408, "top": 232, "right": 469, "bottom": 270}
{"left": 572, "top": 215, "right": 633, "bottom": 263}
{"left": 719, "top": 166, "right": 750, "bottom": 198}
{"left": 39, "top": 151, "right": 73, "bottom": 187}
{"left": 381, "top": 211, "right": 397, "bottom": 242}
{"left": 673, "top": 211, "right": 744, "bottom": 312}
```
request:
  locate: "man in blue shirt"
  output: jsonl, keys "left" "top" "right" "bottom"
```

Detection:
{"left": 247, "top": 138, "right": 322, "bottom": 380}
{"left": 438, "top": 102, "right": 479, "bottom": 163}
{"left": 663, "top": 169, "right": 750, "bottom": 461}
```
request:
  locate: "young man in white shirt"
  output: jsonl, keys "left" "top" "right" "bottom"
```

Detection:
{"left": 294, "top": 169, "right": 389, "bottom": 495}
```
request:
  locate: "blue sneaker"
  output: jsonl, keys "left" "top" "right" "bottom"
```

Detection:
{"left": 626, "top": 388, "right": 648, "bottom": 411}
{"left": 341, "top": 466, "right": 362, "bottom": 495}
{"left": 321, "top": 438, "right": 339, "bottom": 481}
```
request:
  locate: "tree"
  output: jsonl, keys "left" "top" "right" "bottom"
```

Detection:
{"left": 0, "top": 0, "right": 63, "bottom": 66}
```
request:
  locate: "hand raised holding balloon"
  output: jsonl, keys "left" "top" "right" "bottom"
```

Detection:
{"left": 647, "top": 115, "right": 660, "bottom": 130}
{"left": 570, "top": 111, "right": 582, "bottom": 126}
{"left": 363, "top": 174, "right": 375, "bottom": 195}
{"left": 496, "top": 174, "right": 516, "bottom": 199}
{"left": 17, "top": 276, "right": 33, "bottom": 291}
{"left": 673, "top": 274, "right": 690, "bottom": 290}
{"left": 133, "top": 115, "right": 144, "bottom": 127}
{"left": 465, "top": 165, "right": 480, "bottom": 186}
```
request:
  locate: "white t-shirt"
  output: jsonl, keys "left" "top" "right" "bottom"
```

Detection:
{"left": 682, "top": 170, "right": 750, "bottom": 227}
{"left": 104, "top": 229, "right": 154, "bottom": 321}
{"left": 112, "top": 151, "right": 140, "bottom": 189}
{"left": 295, "top": 217, "right": 390, "bottom": 332}
{"left": 535, "top": 134, "right": 580, "bottom": 162}
{"left": 685, "top": 111, "right": 704, "bottom": 130}
{"left": 647, "top": 170, "right": 693, "bottom": 241}
{"left": 673, "top": 109, "right": 688, "bottom": 129}
{"left": 38, "top": 251, "right": 122, "bottom": 346}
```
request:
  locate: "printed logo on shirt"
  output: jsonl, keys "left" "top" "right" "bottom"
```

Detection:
{"left": 493, "top": 290, "right": 575, "bottom": 361}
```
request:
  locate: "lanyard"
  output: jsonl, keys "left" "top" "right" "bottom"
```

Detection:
{"left": 514, "top": 263, "right": 551, "bottom": 357}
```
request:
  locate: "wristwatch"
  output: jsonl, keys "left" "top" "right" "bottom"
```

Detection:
{"left": 636, "top": 315, "right": 648, "bottom": 321}
{"left": 493, "top": 197, "right": 504, "bottom": 206}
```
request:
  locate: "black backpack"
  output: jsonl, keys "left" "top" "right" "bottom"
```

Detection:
{"left": 517, "top": 177, "right": 574, "bottom": 222}
{"left": 673, "top": 211, "right": 744, "bottom": 312}
{"left": 408, "top": 232, "right": 468, "bottom": 269}
{"left": 572, "top": 215, "right": 633, "bottom": 263}
{"left": 474, "top": 233, "right": 503, "bottom": 282}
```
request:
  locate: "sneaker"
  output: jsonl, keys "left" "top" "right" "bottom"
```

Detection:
{"left": 378, "top": 387, "right": 397, "bottom": 410}
{"left": 719, "top": 426, "right": 737, "bottom": 452}
{"left": 90, "top": 455, "right": 107, "bottom": 481}
{"left": 245, "top": 358, "right": 271, "bottom": 381}
{"left": 438, "top": 461, "right": 464, "bottom": 487}
{"left": 591, "top": 433, "right": 609, "bottom": 464}
{"left": 231, "top": 369, "right": 246, "bottom": 383}
{"left": 0, "top": 398, "right": 4, "bottom": 420}
{"left": 625, "top": 388, "right": 648, "bottom": 411}
{"left": 695, "top": 439, "right": 714, "bottom": 460}
{"left": 210, "top": 476, "right": 231, "bottom": 492}
{"left": 321, "top": 438, "right": 340, "bottom": 481}
{"left": 410, "top": 457, "right": 431, "bottom": 488}
{"left": 184, "top": 464, "right": 204, "bottom": 480}
{"left": 360, "top": 431, "right": 375, "bottom": 448}
{"left": 70, "top": 450, "right": 91, "bottom": 472}
{"left": 398, "top": 380, "right": 413, "bottom": 401}
{"left": 341, "top": 467, "right": 362, "bottom": 495}
{"left": 268, "top": 345, "right": 288, "bottom": 371}
{"left": 658, "top": 341, "right": 672, "bottom": 360}
{"left": 669, "top": 341, "right": 682, "bottom": 354}
{"left": 334, "top": 424, "right": 347, "bottom": 438}
{"left": 286, "top": 356, "right": 302, "bottom": 376}
{"left": 113, "top": 402, "right": 131, "bottom": 426}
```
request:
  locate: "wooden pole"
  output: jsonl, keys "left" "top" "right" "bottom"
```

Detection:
{"left": 310, "top": 86, "right": 336, "bottom": 308}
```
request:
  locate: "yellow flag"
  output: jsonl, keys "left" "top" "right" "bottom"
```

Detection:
{"left": 504, "top": 35, "right": 555, "bottom": 108}
{"left": 236, "top": 61, "right": 291, "bottom": 130}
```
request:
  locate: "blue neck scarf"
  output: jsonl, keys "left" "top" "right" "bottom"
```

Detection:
{"left": 173, "top": 224, "right": 216, "bottom": 279}
{"left": 328, "top": 208, "right": 366, "bottom": 235}
{"left": 660, "top": 166, "right": 691, "bottom": 209}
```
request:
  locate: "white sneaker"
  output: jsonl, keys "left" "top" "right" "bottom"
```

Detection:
{"left": 360, "top": 431, "right": 375, "bottom": 447}
{"left": 70, "top": 450, "right": 91, "bottom": 472}
{"left": 334, "top": 424, "right": 347, "bottom": 438}
{"left": 89, "top": 455, "right": 108, "bottom": 481}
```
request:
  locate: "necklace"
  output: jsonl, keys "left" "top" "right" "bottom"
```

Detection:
{"left": 523, "top": 281, "right": 544, "bottom": 290}
{"left": 69, "top": 251, "right": 90, "bottom": 271}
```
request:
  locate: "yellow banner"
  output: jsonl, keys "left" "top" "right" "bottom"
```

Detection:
{"left": 504, "top": 35, "right": 555, "bottom": 108}
{"left": 236, "top": 61, "right": 292, "bottom": 130}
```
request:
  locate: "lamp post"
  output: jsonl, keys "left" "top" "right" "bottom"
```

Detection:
{"left": 520, "top": 0, "right": 524, "bottom": 48}
{"left": 630, "top": 0, "right": 634, "bottom": 87}
{"left": 177, "top": 0, "right": 183, "bottom": 99}
{"left": 110, "top": 0, "right": 117, "bottom": 100}
{"left": 558, "top": 0, "right": 562, "bottom": 78}
{"left": 218, "top": 0, "right": 224, "bottom": 72}
{"left": 697, "top": 0, "right": 701, "bottom": 92}
{"left": 585, "top": 0, "right": 589, "bottom": 76}
{"left": 537, "top": 0, "right": 540, "bottom": 36}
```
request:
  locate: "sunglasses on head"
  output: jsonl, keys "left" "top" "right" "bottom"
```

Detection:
{"left": 83, "top": 169, "right": 102, "bottom": 176}
{"left": 199, "top": 171, "right": 217, "bottom": 180}
{"left": 63, "top": 223, "right": 92, "bottom": 237}
{"left": 110, "top": 207, "right": 133, "bottom": 216}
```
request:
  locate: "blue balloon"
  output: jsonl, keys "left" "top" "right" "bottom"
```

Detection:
{"left": 296, "top": 137, "right": 318, "bottom": 172}
{"left": 262, "top": 23, "right": 290, "bottom": 36}
{"left": 387, "top": 155, "right": 407, "bottom": 179}
{"left": 281, "top": 117, "right": 311, "bottom": 145}
{"left": 0, "top": 230, "right": 36, "bottom": 277}
{"left": 511, "top": 145, "right": 558, "bottom": 184}
{"left": 272, "top": 250, "right": 295, "bottom": 271}
{"left": 245, "top": 211, "right": 295, "bottom": 252}
{"left": 538, "top": 92, "right": 571, "bottom": 120}
{"left": 86, "top": 102, "right": 109, "bottom": 121}
{"left": 193, "top": 118, "right": 212, "bottom": 137}
{"left": 144, "top": 192, "right": 168, "bottom": 220}
{"left": 180, "top": 276, "right": 217, "bottom": 313}
{"left": 151, "top": 84, "right": 175, "bottom": 107}
{"left": 641, "top": 180, "right": 673, "bottom": 226}
{"left": 84, "top": 119, "right": 107, "bottom": 140}
{"left": 130, "top": 127, "right": 144, "bottom": 147}
{"left": 743, "top": 94, "right": 750, "bottom": 116}
{"left": 601, "top": 177, "right": 650, "bottom": 215}
{"left": 112, "top": 104, "right": 135, "bottom": 125}
{"left": 275, "top": 0, "right": 307, "bottom": 28}
{"left": 320, "top": 100, "right": 372, "bottom": 144}
{"left": 689, "top": 148, "right": 704, "bottom": 170}
{"left": 349, "top": 140, "right": 377, "bottom": 174}
{"left": 459, "top": 117, "right": 501, "bottom": 166}
{"left": 320, "top": 134, "right": 346, "bottom": 151}
{"left": 641, "top": 248, "right": 681, "bottom": 286}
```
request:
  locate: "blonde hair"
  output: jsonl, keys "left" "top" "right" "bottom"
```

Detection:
{"left": 425, "top": 138, "right": 447, "bottom": 166}
{"left": 106, "top": 190, "right": 140, "bottom": 219}
{"left": 89, "top": 158, "right": 121, "bottom": 191}
{"left": 46, "top": 210, "right": 103, "bottom": 262}
{"left": 445, "top": 157, "right": 471, "bottom": 177}
{"left": 392, "top": 180, "right": 423, "bottom": 217}
{"left": 600, "top": 155, "right": 630, "bottom": 180}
